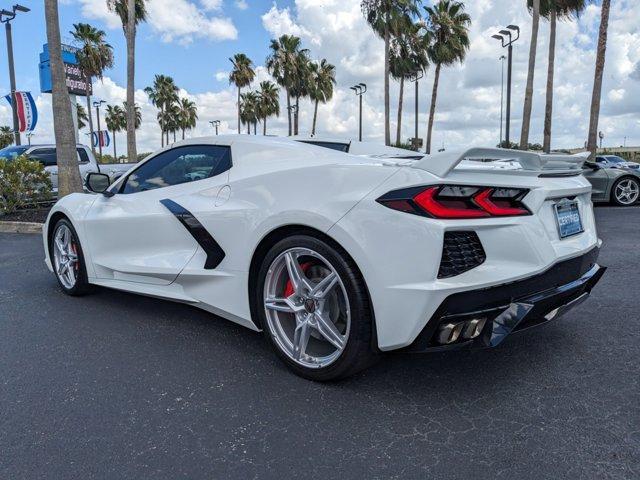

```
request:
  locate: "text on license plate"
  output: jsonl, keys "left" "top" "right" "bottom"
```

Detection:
{"left": 554, "top": 201, "right": 584, "bottom": 239}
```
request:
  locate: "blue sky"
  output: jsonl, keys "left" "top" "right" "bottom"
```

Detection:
{"left": 0, "top": 0, "right": 638, "bottom": 153}
{"left": 3, "top": 0, "right": 296, "bottom": 95}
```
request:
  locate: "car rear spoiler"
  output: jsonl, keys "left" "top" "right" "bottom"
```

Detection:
{"left": 411, "top": 148, "right": 591, "bottom": 178}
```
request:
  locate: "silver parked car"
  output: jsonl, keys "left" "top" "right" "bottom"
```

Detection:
{"left": 583, "top": 159, "right": 640, "bottom": 206}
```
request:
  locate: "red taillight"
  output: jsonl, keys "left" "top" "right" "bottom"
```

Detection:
{"left": 377, "top": 185, "right": 531, "bottom": 219}
{"left": 414, "top": 187, "right": 489, "bottom": 219}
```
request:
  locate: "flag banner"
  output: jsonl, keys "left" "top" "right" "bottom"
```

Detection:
{"left": 4, "top": 91, "right": 38, "bottom": 132}
{"left": 92, "top": 130, "right": 110, "bottom": 148}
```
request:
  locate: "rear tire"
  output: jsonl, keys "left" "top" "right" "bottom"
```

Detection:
{"left": 254, "top": 234, "right": 377, "bottom": 381}
{"left": 611, "top": 177, "right": 640, "bottom": 206}
{"left": 49, "top": 218, "right": 91, "bottom": 296}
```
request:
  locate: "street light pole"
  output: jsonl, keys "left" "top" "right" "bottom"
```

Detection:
{"left": 93, "top": 100, "right": 106, "bottom": 157}
{"left": 350, "top": 83, "right": 366, "bottom": 142}
{"left": 492, "top": 25, "right": 519, "bottom": 148}
{"left": 409, "top": 71, "right": 423, "bottom": 150}
{"left": 500, "top": 55, "right": 506, "bottom": 147}
{"left": 1, "top": 4, "right": 30, "bottom": 146}
{"left": 209, "top": 120, "right": 220, "bottom": 135}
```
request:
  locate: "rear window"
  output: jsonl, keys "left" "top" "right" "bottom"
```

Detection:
{"left": 297, "top": 141, "right": 350, "bottom": 153}
{"left": 28, "top": 148, "right": 57, "bottom": 167}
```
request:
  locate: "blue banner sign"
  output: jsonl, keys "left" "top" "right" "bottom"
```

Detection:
{"left": 39, "top": 44, "right": 92, "bottom": 96}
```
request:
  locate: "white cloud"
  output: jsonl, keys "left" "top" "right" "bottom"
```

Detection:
{"left": 72, "top": 0, "right": 238, "bottom": 44}
{"left": 235, "top": 0, "right": 248, "bottom": 10}
{"left": 216, "top": 71, "right": 230, "bottom": 82}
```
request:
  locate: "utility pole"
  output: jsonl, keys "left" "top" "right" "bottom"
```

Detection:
{"left": 492, "top": 25, "right": 520, "bottom": 147}
{"left": 350, "top": 83, "right": 367, "bottom": 142}
{"left": 93, "top": 100, "right": 106, "bottom": 157}
{"left": 1, "top": 4, "right": 30, "bottom": 146}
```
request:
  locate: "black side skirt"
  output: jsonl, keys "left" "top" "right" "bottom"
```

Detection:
{"left": 160, "top": 199, "right": 225, "bottom": 270}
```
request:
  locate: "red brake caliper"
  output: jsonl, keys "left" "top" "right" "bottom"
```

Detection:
{"left": 284, "top": 262, "right": 313, "bottom": 297}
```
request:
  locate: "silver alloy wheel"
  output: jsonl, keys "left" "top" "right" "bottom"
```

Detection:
{"left": 615, "top": 178, "right": 639, "bottom": 205}
{"left": 263, "top": 247, "right": 351, "bottom": 369}
{"left": 53, "top": 224, "right": 79, "bottom": 289}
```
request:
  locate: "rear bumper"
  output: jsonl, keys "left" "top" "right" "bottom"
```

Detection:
{"left": 404, "top": 247, "right": 606, "bottom": 352}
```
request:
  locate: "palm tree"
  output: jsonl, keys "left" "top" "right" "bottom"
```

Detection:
{"left": 424, "top": 0, "right": 471, "bottom": 154}
{"left": 266, "top": 35, "right": 307, "bottom": 136}
{"left": 45, "top": 0, "right": 83, "bottom": 196}
{"left": 256, "top": 81, "right": 280, "bottom": 135}
{"left": 520, "top": 0, "right": 541, "bottom": 150}
{"left": 536, "top": 0, "right": 587, "bottom": 153}
{"left": 108, "top": 0, "right": 147, "bottom": 163}
{"left": 240, "top": 91, "right": 259, "bottom": 135}
{"left": 0, "top": 126, "right": 13, "bottom": 149}
{"left": 70, "top": 23, "right": 114, "bottom": 156}
{"left": 105, "top": 104, "right": 125, "bottom": 160}
{"left": 145, "top": 74, "right": 179, "bottom": 147}
{"left": 587, "top": 0, "right": 610, "bottom": 157}
{"left": 308, "top": 59, "right": 336, "bottom": 136}
{"left": 390, "top": 23, "right": 428, "bottom": 146}
{"left": 76, "top": 103, "right": 89, "bottom": 131}
{"left": 361, "top": 0, "right": 419, "bottom": 145}
{"left": 177, "top": 98, "right": 198, "bottom": 139}
{"left": 229, "top": 54, "right": 256, "bottom": 134}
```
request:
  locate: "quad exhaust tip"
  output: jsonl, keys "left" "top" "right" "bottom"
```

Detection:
{"left": 436, "top": 317, "right": 487, "bottom": 345}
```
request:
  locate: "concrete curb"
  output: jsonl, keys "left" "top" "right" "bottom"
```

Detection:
{"left": 0, "top": 221, "right": 43, "bottom": 234}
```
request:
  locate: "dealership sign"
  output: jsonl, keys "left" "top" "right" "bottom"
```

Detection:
{"left": 38, "top": 43, "right": 92, "bottom": 96}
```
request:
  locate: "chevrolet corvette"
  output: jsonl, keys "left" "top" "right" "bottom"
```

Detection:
{"left": 43, "top": 136, "right": 605, "bottom": 380}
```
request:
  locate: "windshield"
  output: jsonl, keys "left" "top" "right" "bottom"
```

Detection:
{"left": 605, "top": 156, "right": 625, "bottom": 163}
{"left": 0, "top": 146, "right": 29, "bottom": 160}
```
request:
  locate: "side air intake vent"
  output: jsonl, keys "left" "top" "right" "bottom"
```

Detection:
{"left": 438, "top": 232, "right": 486, "bottom": 279}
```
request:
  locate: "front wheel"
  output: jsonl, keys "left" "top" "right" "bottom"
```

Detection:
{"left": 611, "top": 177, "right": 640, "bottom": 206}
{"left": 50, "top": 218, "right": 91, "bottom": 296}
{"left": 255, "top": 235, "right": 377, "bottom": 381}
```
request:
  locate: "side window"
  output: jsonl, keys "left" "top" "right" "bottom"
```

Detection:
{"left": 28, "top": 148, "right": 57, "bottom": 167}
{"left": 299, "top": 141, "right": 349, "bottom": 153}
{"left": 77, "top": 148, "right": 90, "bottom": 164}
{"left": 120, "top": 145, "right": 231, "bottom": 194}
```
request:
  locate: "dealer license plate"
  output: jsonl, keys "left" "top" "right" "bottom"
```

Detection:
{"left": 554, "top": 201, "right": 583, "bottom": 239}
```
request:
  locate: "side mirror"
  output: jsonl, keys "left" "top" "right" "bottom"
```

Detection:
{"left": 86, "top": 172, "right": 113, "bottom": 196}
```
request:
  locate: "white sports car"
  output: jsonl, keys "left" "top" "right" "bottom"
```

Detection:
{"left": 43, "top": 136, "right": 606, "bottom": 380}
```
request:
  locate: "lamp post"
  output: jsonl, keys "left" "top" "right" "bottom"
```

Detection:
{"left": 209, "top": 120, "right": 220, "bottom": 135}
{"left": 408, "top": 71, "right": 423, "bottom": 150}
{"left": 93, "top": 100, "right": 106, "bottom": 157}
{"left": 1, "top": 4, "right": 30, "bottom": 146}
{"left": 598, "top": 131, "right": 604, "bottom": 150}
{"left": 26, "top": 131, "right": 33, "bottom": 145}
{"left": 492, "top": 25, "right": 519, "bottom": 147}
{"left": 499, "top": 55, "right": 506, "bottom": 147}
{"left": 350, "top": 83, "right": 366, "bottom": 142}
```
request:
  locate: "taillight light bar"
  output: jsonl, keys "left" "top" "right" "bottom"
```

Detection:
{"left": 376, "top": 185, "right": 531, "bottom": 219}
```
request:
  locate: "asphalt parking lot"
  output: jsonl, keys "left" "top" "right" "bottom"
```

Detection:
{"left": 1, "top": 207, "right": 638, "bottom": 480}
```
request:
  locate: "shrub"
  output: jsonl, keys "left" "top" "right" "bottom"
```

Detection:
{"left": 0, "top": 155, "right": 52, "bottom": 214}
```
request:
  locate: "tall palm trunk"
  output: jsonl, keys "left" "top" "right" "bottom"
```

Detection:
{"left": 112, "top": 129, "right": 117, "bottom": 160}
{"left": 312, "top": 99, "right": 319, "bottom": 135}
{"left": 384, "top": 20, "right": 391, "bottom": 146}
{"left": 587, "top": 0, "right": 611, "bottom": 157}
{"left": 125, "top": 0, "right": 137, "bottom": 163}
{"left": 294, "top": 96, "right": 300, "bottom": 135}
{"left": 237, "top": 87, "right": 241, "bottom": 134}
{"left": 426, "top": 63, "right": 441, "bottom": 155}
{"left": 286, "top": 92, "right": 292, "bottom": 136}
{"left": 263, "top": 116, "right": 267, "bottom": 135}
{"left": 85, "top": 80, "right": 95, "bottom": 155}
{"left": 253, "top": 122, "right": 257, "bottom": 135}
{"left": 520, "top": 0, "right": 540, "bottom": 150}
{"left": 182, "top": 128, "right": 185, "bottom": 140}
{"left": 396, "top": 77, "right": 405, "bottom": 146}
{"left": 44, "top": 0, "right": 83, "bottom": 196}
{"left": 543, "top": 9, "right": 556, "bottom": 153}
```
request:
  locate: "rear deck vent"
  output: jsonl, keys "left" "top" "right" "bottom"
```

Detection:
{"left": 438, "top": 232, "right": 486, "bottom": 279}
